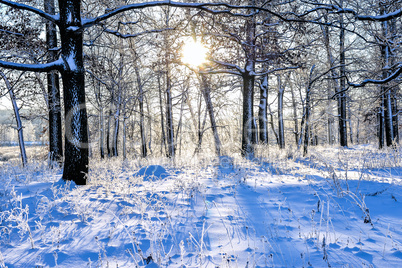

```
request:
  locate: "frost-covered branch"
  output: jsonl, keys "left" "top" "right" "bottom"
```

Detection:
{"left": 0, "top": 0, "right": 59, "bottom": 24}
{"left": 349, "top": 65, "right": 402, "bottom": 88}
{"left": 209, "top": 59, "right": 244, "bottom": 74}
{"left": 103, "top": 27, "right": 175, "bottom": 39}
{"left": 256, "top": 66, "right": 300, "bottom": 77}
{"left": 82, "top": 1, "right": 266, "bottom": 28}
{"left": 0, "top": 59, "right": 64, "bottom": 72}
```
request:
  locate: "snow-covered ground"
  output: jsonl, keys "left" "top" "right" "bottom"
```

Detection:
{"left": 0, "top": 144, "right": 401, "bottom": 267}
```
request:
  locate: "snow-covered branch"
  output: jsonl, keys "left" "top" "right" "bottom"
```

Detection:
{"left": 83, "top": 1, "right": 267, "bottom": 28}
{"left": 0, "top": 59, "right": 64, "bottom": 72}
{"left": 349, "top": 65, "right": 402, "bottom": 88}
{"left": 0, "top": 0, "right": 59, "bottom": 24}
{"left": 209, "top": 59, "right": 244, "bottom": 74}
{"left": 103, "top": 27, "right": 175, "bottom": 39}
{"left": 256, "top": 66, "right": 300, "bottom": 77}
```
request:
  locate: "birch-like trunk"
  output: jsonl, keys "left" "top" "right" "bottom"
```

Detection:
{"left": 0, "top": 71, "right": 27, "bottom": 166}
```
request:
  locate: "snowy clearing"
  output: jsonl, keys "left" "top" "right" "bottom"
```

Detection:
{"left": 0, "top": 144, "right": 402, "bottom": 267}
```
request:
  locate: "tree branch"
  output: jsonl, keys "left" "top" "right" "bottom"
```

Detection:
{"left": 0, "top": 0, "right": 59, "bottom": 24}
{"left": 82, "top": 1, "right": 268, "bottom": 28}
{"left": 0, "top": 59, "right": 64, "bottom": 72}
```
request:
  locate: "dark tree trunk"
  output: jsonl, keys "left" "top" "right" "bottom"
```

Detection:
{"left": 106, "top": 107, "right": 112, "bottom": 157}
{"left": 378, "top": 105, "right": 385, "bottom": 149}
{"left": 241, "top": 71, "right": 255, "bottom": 158}
{"left": 45, "top": 0, "right": 63, "bottom": 165}
{"left": 135, "top": 67, "right": 148, "bottom": 158}
{"left": 258, "top": 75, "right": 268, "bottom": 144}
{"left": 166, "top": 71, "right": 175, "bottom": 158}
{"left": 59, "top": 0, "right": 88, "bottom": 185}
{"left": 338, "top": 0, "right": 348, "bottom": 147}
{"left": 278, "top": 85, "right": 285, "bottom": 149}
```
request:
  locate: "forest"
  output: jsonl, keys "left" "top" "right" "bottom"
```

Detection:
{"left": 0, "top": 0, "right": 402, "bottom": 267}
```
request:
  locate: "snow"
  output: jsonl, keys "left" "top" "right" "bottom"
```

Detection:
{"left": 1, "top": 145, "right": 402, "bottom": 267}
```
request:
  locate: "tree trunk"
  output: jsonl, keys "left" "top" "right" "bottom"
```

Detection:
{"left": 165, "top": 73, "right": 175, "bottom": 158}
{"left": 338, "top": 2, "right": 348, "bottom": 147}
{"left": 59, "top": 0, "right": 89, "bottom": 185}
{"left": 290, "top": 80, "right": 299, "bottom": 145}
{"left": 0, "top": 71, "right": 27, "bottom": 166}
{"left": 99, "top": 105, "right": 105, "bottom": 159}
{"left": 45, "top": 0, "right": 63, "bottom": 165}
{"left": 241, "top": 71, "right": 255, "bottom": 158}
{"left": 303, "top": 83, "right": 311, "bottom": 156}
{"left": 258, "top": 75, "right": 268, "bottom": 144}
{"left": 112, "top": 106, "right": 120, "bottom": 157}
{"left": 106, "top": 107, "right": 112, "bottom": 157}
{"left": 157, "top": 70, "right": 167, "bottom": 156}
{"left": 278, "top": 76, "right": 285, "bottom": 149}
{"left": 379, "top": 104, "right": 385, "bottom": 149}
{"left": 122, "top": 116, "right": 127, "bottom": 160}
{"left": 200, "top": 74, "right": 222, "bottom": 156}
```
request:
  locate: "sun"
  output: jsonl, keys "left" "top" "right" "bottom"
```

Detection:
{"left": 181, "top": 40, "right": 208, "bottom": 67}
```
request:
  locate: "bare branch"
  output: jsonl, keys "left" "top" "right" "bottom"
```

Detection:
{"left": 349, "top": 65, "right": 402, "bottom": 87}
{"left": 0, "top": 58, "right": 64, "bottom": 72}
{"left": 0, "top": 0, "right": 59, "bottom": 24}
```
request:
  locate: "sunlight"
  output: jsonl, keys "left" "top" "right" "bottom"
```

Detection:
{"left": 181, "top": 40, "right": 208, "bottom": 67}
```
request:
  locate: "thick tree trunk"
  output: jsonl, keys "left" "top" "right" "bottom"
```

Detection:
{"left": 59, "top": 0, "right": 88, "bottom": 185}
{"left": 45, "top": 0, "right": 63, "bottom": 165}
{"left": 258, "top": 75, "right": 268, "bottom": 144}
{"left": 241, "top": 71, "right": 255, "bottom": 158}
{"left": 339, "top": 5, "right": 348, "bottom": 147}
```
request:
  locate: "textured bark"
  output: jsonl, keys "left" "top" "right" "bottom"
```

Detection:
{"left": 241, "top": 71, "right": 255, "bottom": 158}
{"left": 59, "top": 0, "right": 88, "bottom": 185}
{"left": 338, "top": 3, "right": 348, "bottom": 147}
{"left": 45, "top": 0, "right": 63, "bottom": 165}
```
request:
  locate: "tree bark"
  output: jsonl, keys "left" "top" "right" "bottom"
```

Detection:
{"left": 338, "top": 1, "right": 348, "bottom": 147}
{"left": 59, "top": 0, "right": 88, "bottom": 185}
{"left": 278, "top": 76, "right": 285, "bottom": 149}
{"left": 241, "top": 71, "right": 255, "bottom": 158}
{"left": 258, "top": 75, "right": 268, "bottom": 144}
{"left": 45, "top": 0, "right": 63, "bottom": 165}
